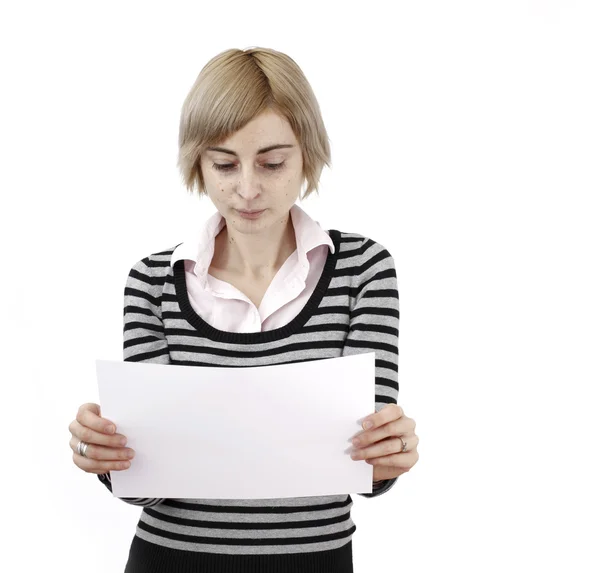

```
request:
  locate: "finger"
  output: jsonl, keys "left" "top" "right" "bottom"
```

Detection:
{"left": 76, "top": 403, "right": 117, "bottom": 435}
{"left": 69, "top": 436, "right": 135, "bottom": 461}
{"left": 352, "top": 418, "right": 411, "bottom": 448}
{"left": 361, "top": 404, "right": 404, "bottom": 431}
{"left": 79, "top": 402, "right": 101, "bottom": 416}
{"left": 69, "top": 420, "right": 128, "bottom": 449}
{"left": 366, "top": 448, "right": 419, "bottom": 468}
{"left": 72, "top": 452, "right": 132, "bottom": 474}
{"left": 352, "top": 434, "right": 418, "bottom": 461}
{"left": 351, "top": 435, "right": 410, "bottom": 461}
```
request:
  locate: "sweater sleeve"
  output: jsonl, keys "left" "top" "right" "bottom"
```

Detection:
{"left": 97, "top": 257, "right": 170, "bottom": 507}
{"left": 341, "top": 238, "right": 401, "bottom": 499}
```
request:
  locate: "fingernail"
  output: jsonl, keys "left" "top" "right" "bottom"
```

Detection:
{"left": 106, "top": 425, "right": 115, "bottom": 434}
{"left": 363, "top": 421, "right": 373, "bottom": 430}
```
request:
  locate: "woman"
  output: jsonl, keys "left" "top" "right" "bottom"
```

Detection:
{"left": 69, "top": 47, "right": 419, "bottom": 572}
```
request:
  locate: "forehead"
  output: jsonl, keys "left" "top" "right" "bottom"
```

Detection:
{"left": 212, "top": 110, "right": 297, "bottom": 153}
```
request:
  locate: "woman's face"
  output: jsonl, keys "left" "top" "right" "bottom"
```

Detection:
{"left": 199, "top": 109, "right": 304, "bottom": 234}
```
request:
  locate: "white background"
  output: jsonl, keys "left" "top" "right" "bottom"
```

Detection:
{"left": 2, "top": 1, "right": 598, "bottom": 571}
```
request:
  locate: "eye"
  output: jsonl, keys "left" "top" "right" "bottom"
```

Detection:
{"left": 264, "top": 162, "right": 285, "bottom": 171}
{"left": 212, "top": 163, "right": 235, "bottom": 172}
{"left": 212, "top": 162, "right": 285, "bottom": 172}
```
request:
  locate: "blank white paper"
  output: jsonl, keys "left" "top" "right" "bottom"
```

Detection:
{"left": 95, "top": 352, "right": 376, "bottom": 499}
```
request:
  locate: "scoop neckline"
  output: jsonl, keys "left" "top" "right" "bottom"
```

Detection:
{"left": 173, "top": 229, "right": 341, "bottom": 344}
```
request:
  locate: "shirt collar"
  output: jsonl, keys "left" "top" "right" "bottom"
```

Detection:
{"left": 170, "top": 203, "right": 334, "bottom": 287}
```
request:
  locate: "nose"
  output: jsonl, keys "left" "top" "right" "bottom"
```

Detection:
{"left": 235, "top": 164, "right": 261, "bottom": 201}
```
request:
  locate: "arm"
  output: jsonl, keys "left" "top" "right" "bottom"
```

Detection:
{"left": 341, "top": 238, "right": 400, "bottom": 498}
{"left": 97, "top": 256, "right": 170, "bottom": 507}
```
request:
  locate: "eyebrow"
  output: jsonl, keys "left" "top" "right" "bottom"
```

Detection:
{"left": 206, "top": 144, "right": 295, "bottom": 156}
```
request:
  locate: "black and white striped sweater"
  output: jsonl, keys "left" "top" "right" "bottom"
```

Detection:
{"left": 97, "top": 229, "right": 400, "bottom": 573}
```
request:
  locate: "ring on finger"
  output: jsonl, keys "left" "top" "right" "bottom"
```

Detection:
{"left": 399, "top": 436, "right": 408, "bottom": 452}
{"left": 77, "top": 440, "right": 90, "bottom": 458}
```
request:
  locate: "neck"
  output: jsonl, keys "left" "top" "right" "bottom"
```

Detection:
{"left": 214, "top": 211, "right": 297, "bottom": 279}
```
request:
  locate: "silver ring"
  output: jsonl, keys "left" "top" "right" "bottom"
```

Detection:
{"left": 77, "top": 440, "right": 89, "bottom": 458}
{"left": 399, "top": 436, "right": 408, "bottom": 452}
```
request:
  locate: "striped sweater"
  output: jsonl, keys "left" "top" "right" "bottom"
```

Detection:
{"left": 98, "top": 229, "right": 400, "bottom": 573}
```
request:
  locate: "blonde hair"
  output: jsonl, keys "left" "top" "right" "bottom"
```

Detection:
{"left": 177, "top": 47, "right": 331, "bottom": 200}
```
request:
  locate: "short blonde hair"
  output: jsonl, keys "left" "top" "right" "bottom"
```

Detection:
{"left": 177, "top": 47, "right": 331, "bottom": 200}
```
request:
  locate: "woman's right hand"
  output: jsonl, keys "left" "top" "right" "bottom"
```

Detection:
{"left": 69, "top": 403, "right": 135, "bottom": 474}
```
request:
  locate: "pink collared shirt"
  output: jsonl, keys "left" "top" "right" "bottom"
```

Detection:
{"left": 170, "top": 203, "right": 334, "bottom": 332}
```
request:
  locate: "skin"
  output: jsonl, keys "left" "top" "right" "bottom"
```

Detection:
{"left": 68, "top": 109, "right": 420, "bottom": 482}
{"left": 69, "top": 403, "right": 134, "bottom": 474}
{"left": 200, "top": 108, "right": 303, "bottom": 286}
{"left": 351, "top": 404, "right": 419, "bottom": 482}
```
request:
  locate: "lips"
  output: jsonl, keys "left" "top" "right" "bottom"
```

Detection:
{"left": 238, "top": 209, "right": 264, "bottom": 214}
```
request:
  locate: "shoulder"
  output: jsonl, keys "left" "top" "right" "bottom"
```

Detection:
{"left": 126, "top": 243, "right": 182, "bottom": 284}
{"left": 335, "top": 230, "right": 396, "bottom": 267}
{"left": 334, "top": 230, "right": 398, "bottom": 298}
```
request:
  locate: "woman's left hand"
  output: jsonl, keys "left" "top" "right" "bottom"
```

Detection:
{"left": 350, "top": 404, "right": 419, "bottom": 481}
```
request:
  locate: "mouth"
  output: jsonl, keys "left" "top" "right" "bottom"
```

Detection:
{"left": 237, "top": 209, "right": 265, "bottom": 214}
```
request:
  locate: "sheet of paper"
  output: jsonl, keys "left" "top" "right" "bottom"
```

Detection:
{"left": 95, "top": 352, "right": 376, "bottom": 499}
